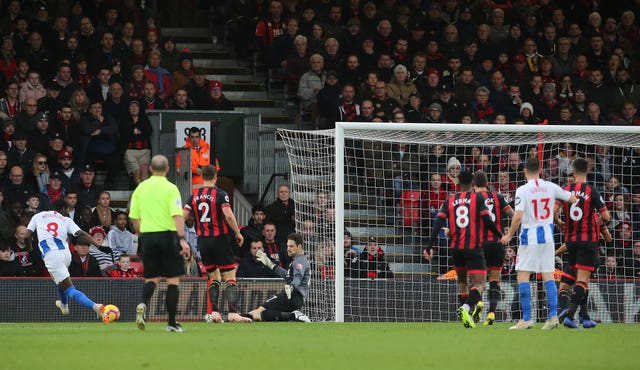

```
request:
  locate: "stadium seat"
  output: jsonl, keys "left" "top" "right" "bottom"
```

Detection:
{"left": 130, "top": 262, "right": 144, "bottom": 275}
{"left": 401, "top": 190, "right": 421, "bottom": 227}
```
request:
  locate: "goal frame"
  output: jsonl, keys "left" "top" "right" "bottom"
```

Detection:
{"left": 333, "top": 122, "right": 640, "bottom": 323}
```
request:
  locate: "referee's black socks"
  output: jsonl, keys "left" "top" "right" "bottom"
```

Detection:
{"left": 142, "top": 281, "right": 157, "bottom": 307}
{"left": 166, "top": 284, "right": 179, "bottom": 326}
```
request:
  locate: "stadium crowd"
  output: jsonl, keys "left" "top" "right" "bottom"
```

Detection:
{"left": 238, "top": 0, "right": 640, "bottom": 279}
{"left": 1, "top": 0, "right": 640, "bottom": 281}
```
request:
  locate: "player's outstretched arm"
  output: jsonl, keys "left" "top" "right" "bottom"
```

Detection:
{"left": 255, "top": 250, "right": 275, "bottom": 269}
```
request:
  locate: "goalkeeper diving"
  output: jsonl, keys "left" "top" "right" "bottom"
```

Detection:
{"left": 242, "top": 232, "right": 311, "bottom": 322}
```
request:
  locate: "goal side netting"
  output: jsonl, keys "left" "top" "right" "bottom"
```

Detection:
{"left": 279, "top": 123, "right": 640, "bottom": 323}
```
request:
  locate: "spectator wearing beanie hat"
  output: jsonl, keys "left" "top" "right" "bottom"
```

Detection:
{"left": 443, "top": 156, "right": 462, "bottom": 192}
{"left": 387, "top": 64, "right": 417, "bottom": 107}
{"left": 172, "top": 48, "right": 195, "bottom": 93}
{"left": 203, "top": 80, "right": 235, "bottom": 110}
{"left": 160, "top": 36, "right": 180, "bottom": 72}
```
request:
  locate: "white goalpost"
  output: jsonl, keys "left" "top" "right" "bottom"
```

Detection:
{"left": 279, "top": 123, "right": 640, "bottom": 323}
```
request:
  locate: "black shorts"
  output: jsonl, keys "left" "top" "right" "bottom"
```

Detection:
{"left": 262, "top": 291, "right": 303, "bottom": 312}
{"left": 483, "top": 242, "right": 505, "bottom": 270}
{"left": 140, "top": 231, "right": 185, "bottom": 279}
{"left": 452, "top": 248, "right": 487, "bottom": 274}
{"left": 560, "top": 242, "right": 598, "bottom": 285}
{"left": 199, "top": 235, "right": 238, "bottom": 272}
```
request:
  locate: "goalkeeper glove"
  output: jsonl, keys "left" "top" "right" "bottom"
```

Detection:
{"left": 255, "top": 250, "right": 275, "bottom": 270}
{"left": 284, "top": 284, "right": 293, "bottom": 299}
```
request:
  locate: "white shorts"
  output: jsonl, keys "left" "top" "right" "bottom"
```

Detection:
{"left": 515, "top": 242, "right": 555, "bottom": 273}
{"left": 43, "top": 249, "right": 72, "bottom": 284}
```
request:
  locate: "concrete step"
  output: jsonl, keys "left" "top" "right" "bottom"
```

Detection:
{"left": 231, "top": 99, "right": 275, "bottom": 108}
{"left": 202, "top": 66, "right": 250, "bottom": 75}
{"left": 235, "top": 107, "right": 285, "bottom": 116}
{"left": 194, "top": 58, "right": 247, "bottom": 68}
{"left": 260, "top": 122, "right": 297, "bottom": 130}
{"left": 173, "top": 35, "right": 214, "bottom": 44}
{"left": 389, "top": 263, "right": 431, "bottom": 274}
{"left": 262, "top": 115, "right": 295, "bottom": 125}
{"left": 191, "top": 50, "right": 233, "bottom": 60}
{"left": 206, "top": 75, "right": 255, "bottom": 83}
{"left": 347, "top": 226, "right": 400, "bottom": 238}
{"left": 163, "top": 27, "right": 210, "bottom": 37}
{"left": 222, "top": 91, "right": 268, "bottom": 99}
{"left": 176, "top": 42, "right": 225, "bottom": 51}
{"left": 295, "top": 191, "right": 362, "bottom": 203}
{"left": 224, "top": 82, "right": 263, "bottom": 91}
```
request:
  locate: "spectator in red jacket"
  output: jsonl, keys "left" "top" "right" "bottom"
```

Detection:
{"left": 106, "top": 255, "right": 139, "bottom": 278}
{"left": 143, "top": 50, "right": 172, "bottom": 102}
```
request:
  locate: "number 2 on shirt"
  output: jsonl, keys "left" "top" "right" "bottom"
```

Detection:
{"left": 532, "top": 198, "right": 551, "bottom": 220}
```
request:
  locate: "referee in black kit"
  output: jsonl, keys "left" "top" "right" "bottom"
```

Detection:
{"left": 129, "top": 155, "right": 191, "bottom": 332}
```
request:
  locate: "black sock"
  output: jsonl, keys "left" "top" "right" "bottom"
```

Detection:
{"left": 558, "top": 289, "right": 571, "bottom": 312}
{"left": 489, "top": 281, "right": 501, "bottom": 312}
{"left": 166, "top": 284, "right": 179, "bottom": 326}
{"left": 578, "top": 285, "right": 590, "bottom": 319}
{"left": 226, "top": 282, "right": 238, "bottom": 313}
{"left": 466, "top": 288, "right": 482, "bottom": 307}
{"left": 568, "top": 282, "right": 587, "bottom": 319}
{"left": 142, "top": 281, "right": 157, "bottom": 307}
{"left": 209, "top": 280, "right": 221, "bottom": 312}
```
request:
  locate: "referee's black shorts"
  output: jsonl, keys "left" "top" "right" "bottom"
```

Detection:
{"left": 262, "top": 291, "right": 303, "bottom": 312}
{"left": 140, "top": 231, "right": 185, "bottom": 278}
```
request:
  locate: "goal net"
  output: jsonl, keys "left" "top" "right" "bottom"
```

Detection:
{"left": 278, "top": 123, "right": 640, "bottom": 323}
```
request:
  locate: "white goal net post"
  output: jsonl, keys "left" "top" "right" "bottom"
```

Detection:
{"left": 279, "top": 123, "right": 640, "bottom": 323}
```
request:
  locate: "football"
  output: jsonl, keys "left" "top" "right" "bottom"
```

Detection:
{"left": 103, "top": 304, "right": 120, "bottom": 323}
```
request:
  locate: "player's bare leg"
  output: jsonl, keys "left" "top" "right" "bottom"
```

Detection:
{"left": 247, "top": 307, "right": 266, "bottom": 321}
{"left": 222, "top": 269, "right": 251, "bottom": 323}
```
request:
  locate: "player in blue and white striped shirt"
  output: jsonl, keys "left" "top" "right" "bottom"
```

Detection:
{"left": 26, "top": 199, "right": 106, "bottom": 320}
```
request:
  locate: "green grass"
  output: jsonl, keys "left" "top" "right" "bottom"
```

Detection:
{"left": 2, "top": 322, "right": 637, "bottom": 370}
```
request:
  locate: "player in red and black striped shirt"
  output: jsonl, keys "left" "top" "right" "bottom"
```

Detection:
{"left": 473, "top": 171, "right": 514, "bottom": 325}
{"left": 426, "top": 171, "right": 503, "bottom": 328}
{"left": 183, "top": 165, "right": 250, "bottom": 323}
{"left": 554, "top": 158, "right": 611, "bottom": 328}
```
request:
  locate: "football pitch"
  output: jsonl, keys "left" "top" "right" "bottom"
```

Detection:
{"left": 2, "top": 322, "right": 637, "bottom": 370}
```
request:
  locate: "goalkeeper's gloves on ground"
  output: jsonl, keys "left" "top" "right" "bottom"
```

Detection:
{"left": 255, "top": 250, "right": 275, "bottom": 270}
{"left": 285, "top": 284, "right": 293, "bottom": 299}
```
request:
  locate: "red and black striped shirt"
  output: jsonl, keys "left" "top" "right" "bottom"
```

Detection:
{"left": 561, "top": 182, "right": 607, "bottom": 244}
{"left": 184, "top": 186, "right": 230, "bottom": 237}
{"left": 477, "top": 190, "right": 512, "bottom": 243}
{"left": 437, "top": 191, "right": 490, "bottom": 250}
